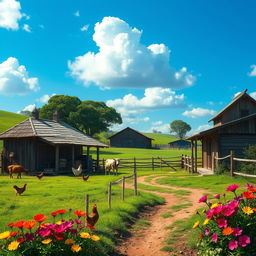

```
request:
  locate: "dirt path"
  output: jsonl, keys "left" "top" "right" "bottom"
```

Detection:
{"left": 116, "top": 175, "right": 208, "bottom": 256}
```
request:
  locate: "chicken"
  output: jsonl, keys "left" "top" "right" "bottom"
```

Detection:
{"left": 13, "top": 184, "right": 27, "bottom": 196}
{"left": 86, "top": 204, "right": 99, "bottom": 227}
{"left": 72, "top": 164, "right": 83, "bottom": 176}
{"left": 36, "top": 172, "right": 44, "bottom": 180}
{"left": 82, "top": 175, "right": 89, "bottom": 181}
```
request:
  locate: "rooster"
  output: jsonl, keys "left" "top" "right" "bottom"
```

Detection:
{"left": 13, "top": 184, "right": 27, "bottom": 196}
{"left": 72, "top": 164, "right": 82, "bottom": 176}
{"left": 82, "top": 175, "right": 89, "bottom": 181}
{"left": 36, "top": 172, "right": 44, "bottom": 180}
{"left": 86, "top": 204, "right": 99, "bottom": 227}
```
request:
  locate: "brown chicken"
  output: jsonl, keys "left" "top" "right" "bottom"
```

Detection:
{"left": 82, "top": 175, "right": 89, "bottom": 181}
{"left": 13, "top": 184, "right": 27, "bottom": 196}
{"left": 86, "top": 204, "right": 99, "bottom": 227}
{"left": 36, "top": 172, "right": 44, "bottom": 180}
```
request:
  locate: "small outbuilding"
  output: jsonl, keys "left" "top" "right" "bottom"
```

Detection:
{"left": 108, "top": 127, "right": 153, "bottom": 148}
{"left": 0, "top": 109, "right": 108, "bottom": 174}
{"left": 168, "top": 139, "right": 191, "bottom": 149}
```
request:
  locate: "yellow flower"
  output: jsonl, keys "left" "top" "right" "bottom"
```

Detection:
{"left": 80, "top": 232, "right": 90, "bottom": 239}
{"left": 90, "top": 235, "right": 100, "bottom": 242}
{"left": 192, "top": 221, "right": 200, "bottom": 229}
{"left": 71, "top": 244, "right": 81, "bottom": 253}
{"left": 8, "top": 241, "right": 19, "bottom": 251}
{"left": 0, "top": 231, "right": 10, "bottom": 239}
{"left": 211, "top": 203, "right": 220, "bottom": 209}
{"left": 65, "top": 238, "right": 75, "bottom": 244}
{"left": 203, "top": 219, "right": 209, "bottom": 225}
{"left": 42, "top": 238, "right": 52, "bottom": 244}
{"left": 56, "top": 221, "right": 62, "bottom": 225}
{"left": 201, "top": 209, "right": 206, "bottom": 214}
{"left": 242, "top": 206, "right": 253, "bottom": 215}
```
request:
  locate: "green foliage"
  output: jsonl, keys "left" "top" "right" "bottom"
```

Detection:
{"left": 214, "top": 162, "right": 229, "bottom": 175}
{"left": 239, "top": 145, "right": 256, "bottom": 174}
{"left": 170, "top": 120, "right": 191, "bottom": 139}
{"left": 39, "top": 96, "right": 122, "bottom": 136}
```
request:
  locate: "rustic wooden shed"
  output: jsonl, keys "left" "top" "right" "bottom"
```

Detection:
{"left": 0, "top": 110, "right": 108, "bottom": 174}
{"left": 108, "top": 127, "right": 153, "bottom": 148}
{"left": 187, "top": 90, "right": 256, "bottom": 173}
{"left": 168, "top": 139, "right": 191, "bottom": 149}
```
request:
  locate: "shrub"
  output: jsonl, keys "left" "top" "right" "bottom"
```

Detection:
{"left": 214, "top": 162, "right": 229, "bottom": 175}
{"left": 0, "top": 209, "right": 105, "bottom": 256}
{"left": 193, "top": 184, "right": 256, "bottom": 256}
{"left": 239, "top": 145, "right": 256, "bottom": 174}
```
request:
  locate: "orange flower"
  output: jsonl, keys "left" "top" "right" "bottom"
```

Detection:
{"left": 74, "top": 210, "right": 85, "bottom": 217}
{"left": 222, "top": 227, "right": 233, "bottom": 235}
{"left": 7, "top": 223, "right": 14, "bottom": 227}
{"left": 10, "top": 232, "right": 17, "bottom": 237}
{"left": 34, "top": 214, "right": 47, "bottom": 222}
{"left": 23, "top": 221, "right": 36, "bottom": 229}
{"left": 87, "top": 223, "right": 96, "bottom": 230}
{"left": 55, "top": 209, "right": 66, "bottom": 214}
{"left": 243, "top": 191, "right": 254, "bottom": 199}
{"left": 13, "top": 221, "right": 25, "bottom": 228}
{"left": 249, "top": 188, "right": 256, "bottom": 193}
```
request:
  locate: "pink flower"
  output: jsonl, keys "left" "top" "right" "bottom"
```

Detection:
{"left": 232, "top": 227, "right": 243, "bottom": 236}
{"left": 226, "top": 184, "right": 239, "bottom": 192}
{"left": 222, "top": 206, "right": 235, "bottom": 217}
{"left": 214, "top": 194, "right": 221, "bottom": 199}
{"left": 39, "top": 228, "right": 51, "bottom": 237}
{"left": 199, "top": 195, "right": 208, "bottom": 203}
{"left": 229, "top": 240, "right": 238, "bottom": 251}
{"left": 216, "top": 218, "right": 227, "bottom": 228}
{"left": 206, "top": 209, "right": 215, "bottom": 219}
{"left": 205, "top": 228, "right": 210, "bottom": 236}
{"left": 246, "top": 183, "right": 255, "bottom": 189}
{"left": 211, "top": 232, "right": 218, "bottom": 243}
{"left": 238, "top": 235, "right": 250, "bottom": 247}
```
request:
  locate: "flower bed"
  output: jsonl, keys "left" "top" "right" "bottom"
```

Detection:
{"left": 0, "top": 209, "right": 104, "bottom": 256}
{"left": 193, "top": 184, "right": 256, "bottom": 256}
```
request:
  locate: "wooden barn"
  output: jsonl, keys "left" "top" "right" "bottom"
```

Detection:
{"left": 168, "top": 139, "right": 191, "bottom": 149}
{"left": 188, "top": 90, "right": 256, "bottom": 172}
{"left": 108, "top": 127, "right": 153, "bottom": 148}
{"left": 0, "top": 110, "right": 107, "bottom": 174}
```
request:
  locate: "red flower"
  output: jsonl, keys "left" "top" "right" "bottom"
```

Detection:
{"left": 226, "top": 184, "right": 239, "bottom": 192}
{"left": 14, "top": 221, "right": 25, "bottom": 228}
{"left": 34, "top": 214, "right": 47, "bottom": 222}
{"left": 243, "top": 191, "right": 254, "bottom": 199}
{"left": 198, "top": 195, "right": 208, "bottom": 203}
{"left": 7, "top": 223, "right": 14, "bottom": 227}
{"left": 74, "top": 210, "right": 85, "bottom": 217}
{"left": 17, "top": 237, "right": 25, "bottom": 243}
{"left": 55, "top": 209, "right": 66, "bottom": 214}
{"left": 249, "top": 188, "right": 256, "bottom": 193}
{"left": 10, "top": 232, "right": 17, "bottom": 237}
{"left": 55, "top": 233, "right": 65, "bottom": 240}
{"left": 51, "top": 211, "right": 58, "bottom": 217}
{"left": 23, "top": 221, "right": 36, "bottom": 229}
{"left": 87, "top": 223, "right": 96, "bottom": 230}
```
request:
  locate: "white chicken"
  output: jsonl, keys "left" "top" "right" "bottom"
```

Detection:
{"left": 72, "top": 164, "right": 83, "bottom": 176}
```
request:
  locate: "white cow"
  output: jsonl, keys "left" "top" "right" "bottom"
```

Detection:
{"left": 105, "top": 158, "right": 120, "bottom": 175}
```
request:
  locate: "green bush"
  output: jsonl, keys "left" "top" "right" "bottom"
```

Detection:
{"left": 239, "top": 145, "right": 256, "bottom": 174}
{"left": 214, "top": 162, "right": 229, "bottom": 175}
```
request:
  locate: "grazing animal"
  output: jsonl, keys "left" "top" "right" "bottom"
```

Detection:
{"left": 8, "top": 165, "right": 29, "bottom": 179}
{"left": 13, "top": 184, "right": 27, "bottom": 196}
{"left": 36, "top": 172, "right": 44, "bottom": 180}
{"left": 105, "top": 159, "right": 120, "bottom": 175}
{"left": 72, "top": 164, "right": 83, "bottom": 176}
{"left": 86, "top": 204, "right": 99, "bottom": 227}
{"left": 82, "top": 175, "right": 89, "bottom": 181}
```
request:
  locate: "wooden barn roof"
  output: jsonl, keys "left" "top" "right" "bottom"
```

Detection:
{"left": 0, "top": 118, "right": 108, "bottom": 147}
{"left": 108, "top": 127, "right": 154, "bottom": 140}
{"left": 209, "top": 89, "right": 256, "bottom": 122}
{"left": 188, "top": 112, "right": 256, "bottom": 140}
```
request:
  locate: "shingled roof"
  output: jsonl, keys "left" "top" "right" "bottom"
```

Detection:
{"left": 0, "top": 118, "right": 108, "bottom": 147}
{"left": 108, "top": 127, "right": 154, "bottom": 140}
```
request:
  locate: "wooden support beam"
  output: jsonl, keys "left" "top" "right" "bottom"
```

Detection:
{"left": 195, "top": 140, "right": 198, "bottom": 172}
{"left": 96, "top": 147, "right": 100, "bottom": 170}
{"left": 72, "top": 145, "right": 75, "bottom": 167}
{"left": 86, "top": 146, "right": 90, "bottom": 171}
{"left": 230, "top": 150, "right": 234, "bottom": 177}
{"left": 55, "top": 144, "right": 59, "bottom": 173}
{"left": 191, "top": 141, "right": 194, "bottom": 173}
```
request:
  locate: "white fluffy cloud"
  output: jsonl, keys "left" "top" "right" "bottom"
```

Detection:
{"left": 182, "top": 107, "right": 216, "bottom": 118}
{"left": 37, "top": 93, "right": 56, "bottom": 103}
{"left": 248, "top": 65, "right": 256, "bottom": 77}
{"left": 74, "top": 10, "right": 80, "bottom": 17}
{"left": 18, "top": 104, "right": 36, "bottom": 113}
{"left": 0, "top": 57, "right": 39, "bottom": 95}
{"left": 22, "top": 23, "right": 31, "bottom": 32}
{"left": 194, "top": 124, "right": 212, "bottom": 133}
{"left": 251, "top": 92, "right": 256, "bottom": 100}
{"left": 81, "top": 24, "right": 89, "bottom": 31}
{"left": 0, "top": 0, "right": 22, "bottom": 30}
{"left": 68, "top": 16, "right": 195, "bottom": 89}
{"left": 150, "top": 123, "right": 170, "bottom": 133}
{"left": 107, "top": 87, "right": 185, "bottom": 119}
{"left": 152, "top": 121, "right": 163, "bottom": 125}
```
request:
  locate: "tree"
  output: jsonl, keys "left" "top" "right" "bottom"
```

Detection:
{"left": 170, "top": 120, "right": 191, "bottom": 139}
{"left": 39, "top": 95, "right": 122, "bottom": 136}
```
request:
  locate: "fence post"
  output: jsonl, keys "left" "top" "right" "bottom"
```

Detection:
{"left": 160, "top": 157, "right": 162, "bottom": 171}
{"left": 152, "top": 157, "right": 154, "bottom": 171}
{"left": 230, "top": 150, "right": 234, "bottom": 177}
{"left": 189, "top": 157, "right": 191, "bottom": 173}
{"left": 103, "top": 159, "right": 105, "bottom": 174}
{"left": 85, "top": 194, "right": 89, "bottom": 220}
{"left": 181, "top": 154, "right": 184, "bottom": 169}
{"left": 134, "top": 157, "right": 136, "bottom": 171}
{"left": 133, "top": 167, "right": 138, "bottom": 196}
{"left": 108, "top": 182, "right": 112, "bottom": 209}
{"left": 122, "top": 177, "right": 125, "bottom": 201}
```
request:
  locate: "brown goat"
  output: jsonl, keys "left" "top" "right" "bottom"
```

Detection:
{"left": 8, "top": 165, "right": 29, "bottom": 179}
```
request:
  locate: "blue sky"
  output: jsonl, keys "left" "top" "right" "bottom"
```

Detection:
{"left": 1, "top": 0, "right": 256, "bottom": 134}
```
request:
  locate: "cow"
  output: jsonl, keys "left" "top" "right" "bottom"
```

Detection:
{"left": 104, "top": 159, "right": 120, "bottom": 175}
{"left": 8, "top": 165, "right": 29, "bottom": 179}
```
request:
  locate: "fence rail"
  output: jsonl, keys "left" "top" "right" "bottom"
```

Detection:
{"left": 215, "top": 150, "right": 256, "bottom": 177}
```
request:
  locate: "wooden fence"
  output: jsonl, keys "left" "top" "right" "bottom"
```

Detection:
{"left": 108, "top": 168, "right": 137, "bottom": 209}
{"left": 102, "top": 156, "right": 182, "bottom": 172}
{"left": 215, "top": 150, "right": 256, "bottom": 177}
{"left": 181, "top": 155, "right": 202, "bottom": 173}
